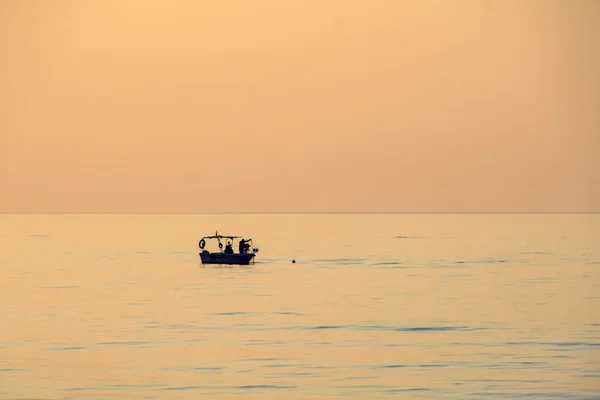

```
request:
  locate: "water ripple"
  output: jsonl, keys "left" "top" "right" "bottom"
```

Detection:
{"left": 374, "top": 363, "right": 450, "bottom": 369}
{"left": 303, "top": 324, "right": 478, "bottom": 332}
{"left": 236, "top": 385, "right": 297, "bottom": 390}
{"left": 97, "top": 341, "right": 151, "bottom": 346}
{"left": 157, "top": 385, "right": 204, "bottom": 391}
{"left": 311, "top": 258, "right": 369, "bottom": 264}
{"left": 48, "top": 346, "right": 86, "bottom": 351}
{"left": 42, "top": 285, "right": 80, "bottom": 289}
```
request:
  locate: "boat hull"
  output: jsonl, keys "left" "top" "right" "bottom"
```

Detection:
{"left": 200, "top": 252, "right": 255, "bottom": 265}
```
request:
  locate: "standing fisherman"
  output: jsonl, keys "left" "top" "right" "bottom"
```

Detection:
{"left": 238, "top": 238, "right": 250, "bottom": 254}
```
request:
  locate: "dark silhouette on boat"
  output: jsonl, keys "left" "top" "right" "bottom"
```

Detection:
{"left": 199, "top": 231, "right": 259, "bottom": 265}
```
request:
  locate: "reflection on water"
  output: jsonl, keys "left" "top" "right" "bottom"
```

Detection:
{"left": 0, "top": 213, "right": 599, "bottom": 399}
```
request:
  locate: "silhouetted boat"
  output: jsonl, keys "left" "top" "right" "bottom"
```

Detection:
{"left": 198, "top": 231, "right": 259, "bottom": 265}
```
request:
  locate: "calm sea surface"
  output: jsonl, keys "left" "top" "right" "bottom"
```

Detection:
{"left": 1, "top": 213, "right": 599, "bottom": 399}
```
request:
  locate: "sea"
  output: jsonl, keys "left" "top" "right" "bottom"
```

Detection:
{"left": 1, "top": 213, "right": 599, "bottom": 399}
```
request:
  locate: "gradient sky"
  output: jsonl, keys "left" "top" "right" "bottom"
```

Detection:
{"left": 1, "top": 0, "right": 598, "bottom": 212}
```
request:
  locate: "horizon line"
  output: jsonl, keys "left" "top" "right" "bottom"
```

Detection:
{"left": 0, "top": 212, "right": 598, "bottom": 215}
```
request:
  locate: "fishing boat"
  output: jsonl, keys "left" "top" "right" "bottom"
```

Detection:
{"left": 198, "top": 231, "right": 259, "bottom": 265}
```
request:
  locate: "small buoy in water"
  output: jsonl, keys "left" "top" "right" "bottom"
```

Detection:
{"left": 292, "top": 260, "right": 296, "bottom": 264}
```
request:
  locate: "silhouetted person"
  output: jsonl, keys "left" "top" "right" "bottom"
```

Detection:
{"left": 238, "top": 239, "right": 250, "bottom": 254}
{"left": 225, "top": 242, "right": 234, "bottom": 254}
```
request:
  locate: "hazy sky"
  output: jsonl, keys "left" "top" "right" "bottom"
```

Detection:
{"left": 1, "top": 0, "right": 598, "bottom": 212}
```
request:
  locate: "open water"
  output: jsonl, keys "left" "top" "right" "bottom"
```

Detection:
{"left": 1, "top": 213, "right": 599, "bottom": 399}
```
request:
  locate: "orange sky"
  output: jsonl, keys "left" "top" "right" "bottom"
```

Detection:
{"left": 1, "top": 0, "right": 598, "bottom": 212}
